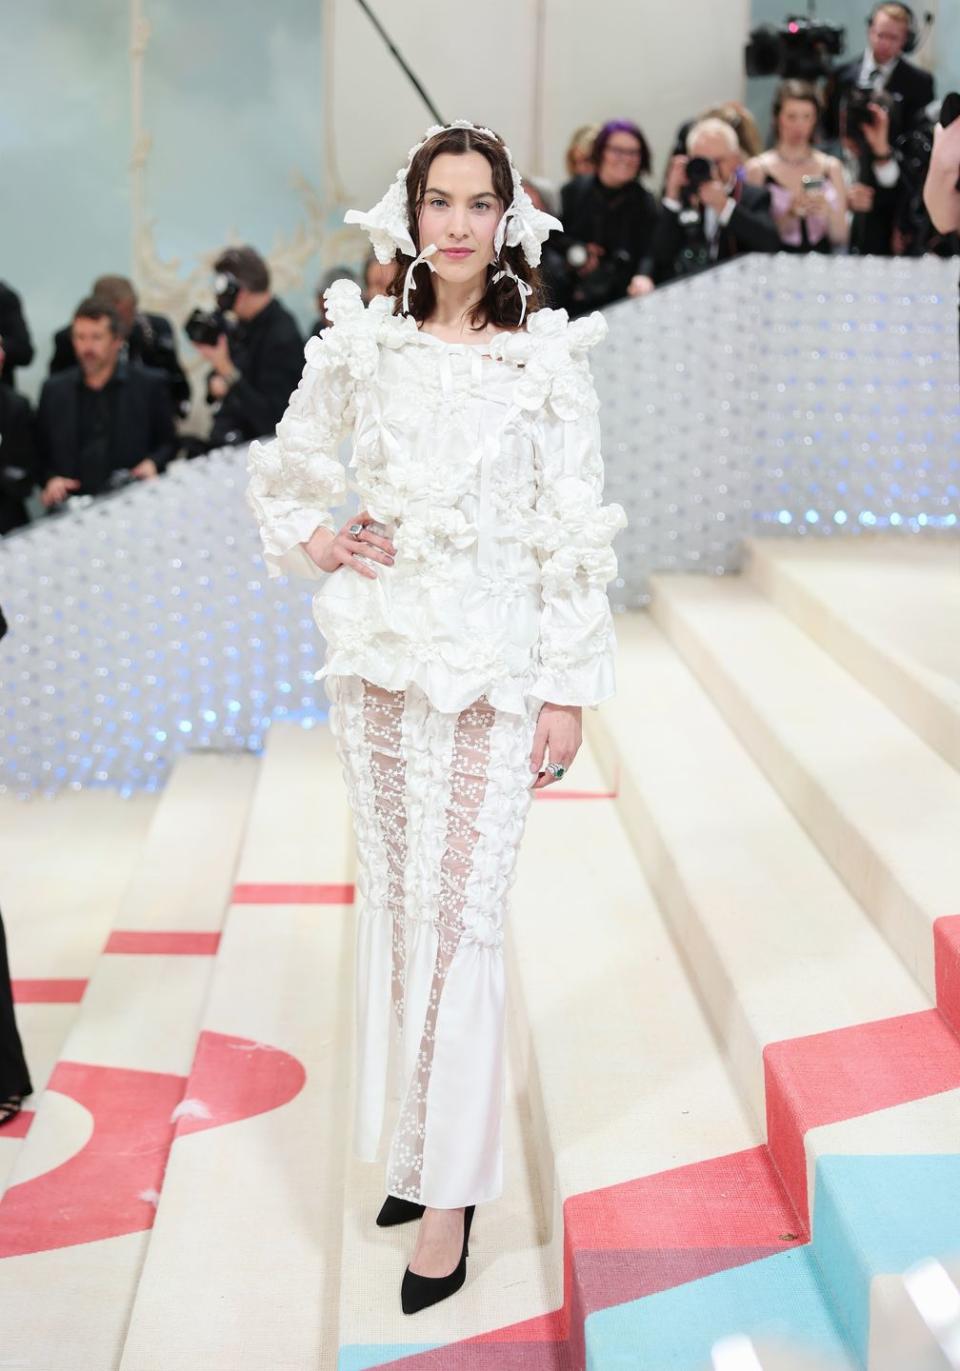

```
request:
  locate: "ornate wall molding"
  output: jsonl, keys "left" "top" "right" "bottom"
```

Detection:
{"left": 127, "top": 0, "right": 349, "bottom": 433}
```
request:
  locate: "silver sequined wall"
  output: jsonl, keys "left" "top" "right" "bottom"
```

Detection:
{"left": 1, "top": 255, "right": 957, "bottom": 795}
{"left": 598, "top": 253, "right": 959, "bottom": 612}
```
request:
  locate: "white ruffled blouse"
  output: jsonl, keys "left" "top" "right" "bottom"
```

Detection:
{"left": 245, "top": 278, "right": 628, "bottom": 717}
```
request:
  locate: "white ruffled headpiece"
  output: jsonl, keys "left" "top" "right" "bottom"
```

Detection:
{"left": 343, "top": 118, "right": 562, "bottom": 322}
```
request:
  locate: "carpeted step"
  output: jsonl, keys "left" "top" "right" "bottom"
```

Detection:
{"left": 587, "top": 612, "right": 942, "bottom": 1227}
{"left": 118, "top": 723, "right": 355, "bottom": 1371}
{"left": 744, "top": 535, "right": 960, "bottom": 772}
{"left": 0, "top": 752, "right": 256, "bottom": 1369}
{"left": 0, "top": 785, "right": 159, "bottom": 1193}
{"left": 647, "top": 573, "right": 960, "bottom": 1013}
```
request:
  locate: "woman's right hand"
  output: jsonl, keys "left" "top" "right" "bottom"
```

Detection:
{"left": 303, "top": 511, "right": 396, "bottom": 579}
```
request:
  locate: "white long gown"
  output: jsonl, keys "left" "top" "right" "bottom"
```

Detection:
{"left": 246, "top": 279, "right": 627, "bottom": 1207}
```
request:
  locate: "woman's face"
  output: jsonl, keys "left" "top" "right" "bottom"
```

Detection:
{"left": 777, "top": 98, "right": 818, "bottom": 146}
{"left": 597, "top": 132, "right": 643, "bottom": 189}
{"left": 417, "top": 151, "right": 502, "bottom": 286}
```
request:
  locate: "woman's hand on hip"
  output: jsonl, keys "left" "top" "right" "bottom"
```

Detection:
{"left": 304, "top": 511, "right": 396, "bottom": 578}
{"left": 529, "top": 703, "right": 582, "bottom": 789}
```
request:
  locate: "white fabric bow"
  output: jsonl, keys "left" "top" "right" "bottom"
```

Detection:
{"left": 344, "top": 173, "right": 415, "bottom": 264}
{"left": 493, "top": 186, "right": 563, "bottom": 269}
{"left": 491, "top": 260, "right": 534, "bottom": 326}
{"left": 402, "top": 242, "right": 438, "bottom": 315}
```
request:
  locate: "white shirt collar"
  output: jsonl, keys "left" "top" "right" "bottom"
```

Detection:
{"left": 859, "top": 50, "right": 898, "bottom": 86}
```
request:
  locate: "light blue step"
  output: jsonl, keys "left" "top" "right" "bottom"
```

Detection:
{"left": 338, "top": 1345, "right": 443, "bottom": 1371}
{"left": 584, "top": 1246, "right": 854, "bottom": 1371}
{"left": 812, "top": 1153, "right": 960, "bottom": 1367}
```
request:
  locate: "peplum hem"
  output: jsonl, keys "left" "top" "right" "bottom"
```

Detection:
{"left": 315, "top": 648, "right": 614, "bottom": 717}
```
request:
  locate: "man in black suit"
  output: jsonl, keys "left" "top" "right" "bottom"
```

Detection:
{"left": 844, "top": 99, "right": 906, "bottom": 255}
{"left": 0, "top": 383, "right": 36, "bottom": 534}
{"left": 191, "top": 245, "right": 304, "bottom": 451}
{"left": 35, "top": 298, "right": 176, "bottom": 509}
{"left": 652, "top": 118, "right": 780, "bottom": 285}
{"left": 824, "top": 4, "right": 934, "bottom": 142}
{"left": 0, "top": 282, "right": 35, "bottom": 390}
{"left": 823, "top": 6, "right": 935, "bottom": 256}
{"left": 49, "top": 275, "right": 190, "bottom": 418}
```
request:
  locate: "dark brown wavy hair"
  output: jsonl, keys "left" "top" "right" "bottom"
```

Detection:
{"left": 384, "top": 124, "right": 545, "bottom": 334}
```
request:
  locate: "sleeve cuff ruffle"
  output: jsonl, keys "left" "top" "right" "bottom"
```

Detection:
{"left": 531, "top": 589, "right": 618, "bottom": 709}
{"left": 245, "top": 490, "right": 336, "bottom": 580}
{"left": 529, "top": 651, "right": 616, "bottom": 710}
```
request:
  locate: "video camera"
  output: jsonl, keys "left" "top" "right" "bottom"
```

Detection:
{"left": 745, "top": 13, "right": 845, "bottom": 81}
{"left": 184, "top": 271, "right": 241, "bottom": 347}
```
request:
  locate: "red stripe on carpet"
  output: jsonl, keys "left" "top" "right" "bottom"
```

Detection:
{"left": 764, "top": 1007, "right": 960, "bottom": 1226}
{"left": 563, "top": 1145, "right": 803, "bottom": 1252}
{"left": 11, "top": 979, "right": 87, "bottom": 1004}
{"left": 0, "top": 1108, "right": 34, "bottom": 1139}
{"left": 533, "top": 788, "right": 618, "bottom": 801}
{"left": 934, "top": 914, "right": 960, "bottom": 1035}
{"left": 232, "top": 882, "right": 354, "bottom": 904}
{"left": 174, "top": 1029, "right": 306, "bottom": 1137}
{"left": 0, "top": 1033, "right": 306, "bottom": 1256}
{"left": 0, "top": 1060, "right": 185, "bottom": 1256}
{"left": 104, "top": 931, "right": 221, "bottom": 955}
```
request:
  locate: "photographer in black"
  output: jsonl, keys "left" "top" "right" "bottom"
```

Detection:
{"left": 49, "top": 275, "right": 191, "bottom": 418}
{"left": 841, "top": 90, "right": 910, "bottom": 255}
{"left": 824, "top": 4, "right": 934, "bottom": 143}
{"left": 540, "top": 120, "right": 660, "bottom": 317}
{"left": 188, "top": 246, "right": 304, "bottom": 452}
{"left": 652, "top": 118, "right": 780, "bottom": 284}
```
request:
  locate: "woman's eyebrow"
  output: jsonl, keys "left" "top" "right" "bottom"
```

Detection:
{"left": 424, "top": 186, "right": 496, "bottom": 198}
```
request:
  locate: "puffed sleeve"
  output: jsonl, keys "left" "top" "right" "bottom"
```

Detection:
{"left": 245, "top": 327, "right": 355, "bottom": 580}
{"left": 528, "top": 335, "right": 628, "bottom": 709}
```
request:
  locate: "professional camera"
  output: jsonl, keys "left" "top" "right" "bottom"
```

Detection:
{"left": 684, "top": 156, "right": 716, "bottom": 200}
{"left": 843, "top": 84, "right": 895, "bottom": 141}
{"left": 184, "top": 271, "right": 241, "bottom": 347}
{"left": 745, "top": 13, "right": 845, "bottom": 80}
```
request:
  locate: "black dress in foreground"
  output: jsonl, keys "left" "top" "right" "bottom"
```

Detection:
{"left": 0, "top": 602, "right": 33, "bottom": 1113}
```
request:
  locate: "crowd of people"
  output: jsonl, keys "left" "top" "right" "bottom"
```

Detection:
{"left": 0, "top": 2, "right": 955, "bottom": 538}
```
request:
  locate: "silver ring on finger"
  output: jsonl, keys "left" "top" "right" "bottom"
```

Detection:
{"left": 545, "top": 761, "right": 566, "bottom": 780}
{"left": 348, "top": 521, "right": 364, "bottom": 536}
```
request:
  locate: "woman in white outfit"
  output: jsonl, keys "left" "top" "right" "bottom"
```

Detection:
{"left": 246, "top": 119, "right": 627, "bottom": 1314}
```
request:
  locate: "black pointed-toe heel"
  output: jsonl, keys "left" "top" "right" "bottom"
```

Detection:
{"left": 400, "top": 1204, "right": 476, "bottom": 1314}
{"left": 376, "top": 1195, "right": 426, "bottom": 1227}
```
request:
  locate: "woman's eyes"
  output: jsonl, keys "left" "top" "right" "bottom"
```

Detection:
{"left": 428, "top": 199, "right": 493, "bottom": 211}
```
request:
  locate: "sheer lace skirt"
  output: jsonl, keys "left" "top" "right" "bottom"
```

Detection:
{"left": 325, "top": 673, "right": 541, "bottom": 1208}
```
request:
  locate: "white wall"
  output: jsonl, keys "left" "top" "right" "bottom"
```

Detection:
{"left": 329, "top": 0, "right": 750, "bottom": 226}
{"left": 5, "top": 0, "right": 751, "bottom": 404}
